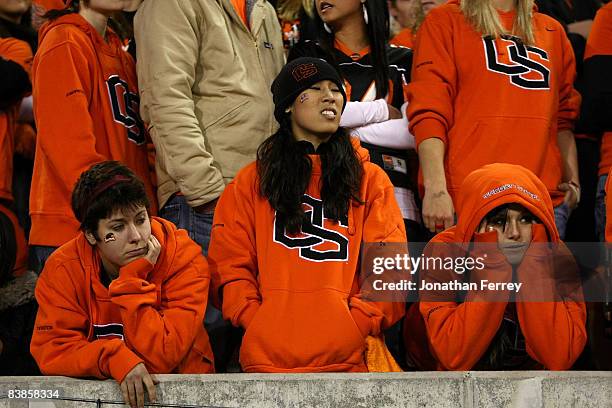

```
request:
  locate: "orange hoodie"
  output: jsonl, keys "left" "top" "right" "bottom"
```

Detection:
{"left": 407, "top": 1, "right": 581, "bottom": 206}
{"left": 32, "top": 0, "right": 65, "bottom": 13}
{"left": 0, "top": 38, "right": 32, "bottom": 203}
{"left": 31, "top": 217, "right": 214, "bottom": 382}
{"left": 208, "top": 139, "right": 406, "bottom": 373}
{"left": 584, "top": 3, "right": 612, "bottom": 176}
{"left": 405, "top": 163, "right": 586, "bottom": 370}
{"left": 30, "top": 13, "right": 157, "bottom": 248}
{"left": 390, "top": 28, "right": 416, "bottom": 50}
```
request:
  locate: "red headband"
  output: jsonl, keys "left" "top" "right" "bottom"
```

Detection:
{"left": 79, "top": 175, "right": 131, "bottom": 218}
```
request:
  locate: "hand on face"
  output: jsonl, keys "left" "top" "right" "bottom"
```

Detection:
{"left": 93, "top": 206, "right": 153, "bottom": 274}
{"left": 143, "top": 235, "right": 161, "bottom": 266}
{"left": 478, "top": 206, "right": 536, "bottom": 266}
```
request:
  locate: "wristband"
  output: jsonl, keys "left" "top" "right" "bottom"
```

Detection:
{"left": 567, "top": 180, "right": 581, "bottom": 205}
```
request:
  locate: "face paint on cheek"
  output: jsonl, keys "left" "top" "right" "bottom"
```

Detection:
{"left": 300, "top": 93, "right": 309, "bottom": 103}
{"left": 104, "top": 233, "right": 116, "bottom": 243}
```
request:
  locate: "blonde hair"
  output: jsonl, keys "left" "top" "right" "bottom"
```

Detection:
{"left": 390, "top": 0, "right": 426, "bottom": 35}
{"left": 277, "top": 0, "right": 315, "bottom": 21}
{"left": 411, "top": 1, "right": 426, "bottom": 33}
{"left": 460, "top": 0, "right": 535, "bottom": 45}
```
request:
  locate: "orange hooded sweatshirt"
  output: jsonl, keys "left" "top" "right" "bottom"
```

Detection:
{"left": 405, "top": 163, "right": 586, "bottom": 370}
{"left": 407, "top": 0, "right": 581, "bottom": 205}
{"left": 208, "top": 139, "right": 406, "bottom": 373}
{"left": 584, "top": 3, "right": 612, "bottom": 176}
{"left": 30, "top": 13, "right": 157, "bottom": 247}
{"left": 31, "top": 217, "right": 214, "bottom": 382}
{"left": 32, "top": 0, "right": 65, "bottom": 13}
{"left": 391, "top": 28, "right": 416, "bottom": 50}
{"left": 0, "top": 38, "right": 32, "bottom": 203}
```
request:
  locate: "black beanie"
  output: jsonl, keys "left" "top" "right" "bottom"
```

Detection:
{"left": 271, "top": 57, "right": 347, "bottom": 123}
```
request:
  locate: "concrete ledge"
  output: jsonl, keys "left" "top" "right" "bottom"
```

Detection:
{"left": 1, "top": 372, "right": 611, "bottom": 408}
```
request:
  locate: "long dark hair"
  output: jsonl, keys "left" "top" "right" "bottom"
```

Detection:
{"left": 313, "top": 0, "right": 391, "bottom": 99}
{"left": 257, "top": 116, "right": 363, "bottom": 234}
{"left": 475, "top": 203, "right": 541, "bottom": 369}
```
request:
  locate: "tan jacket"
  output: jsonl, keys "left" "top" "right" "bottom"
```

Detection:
{"left": 135, "top": 0, "right": 285, "bottom": 208}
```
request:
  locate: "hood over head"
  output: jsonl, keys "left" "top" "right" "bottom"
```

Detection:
{"left": 452, "top": 163, "right": 559, "bottom": 243}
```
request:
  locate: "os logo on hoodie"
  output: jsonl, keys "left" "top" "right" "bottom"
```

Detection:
{"left": 273, "top": 195, "right": 349, "bottom": 262}
{"left": 483, "top": 35, "right": 550, "bottom": 90}
{"left": 106, "top": 75, "right": 146, "bottom": 145}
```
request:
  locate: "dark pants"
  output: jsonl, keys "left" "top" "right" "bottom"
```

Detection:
{"left": 29, "top": 245, "right": 58, "bottom": 275}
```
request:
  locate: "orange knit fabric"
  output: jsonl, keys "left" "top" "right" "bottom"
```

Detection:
{"left": 0, "top": 38, "right": 32, "bottom": 202}
{"left": 407, "top": 1, "right": 581, "bottom": 206}
{"left": 584, "top": 3, "right": 612, "bottom": 175}
{"left": 30, "top": 14, "right": 157, "bottom": 247}
{"left": 391, "top": 28, "right": 416, "bottom": 49}
{"left": 208, "top": 139, "right": 407, "bottom": 372}
{"left": 405, "top": 163, "right": 586, "bottom": 370}
{"left": 31, "top": 217, "right": 214, "bottom": 382}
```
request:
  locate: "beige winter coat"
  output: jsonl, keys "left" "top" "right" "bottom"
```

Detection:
{"left": 135, "top": 0, "right": 285, "bottom": 208}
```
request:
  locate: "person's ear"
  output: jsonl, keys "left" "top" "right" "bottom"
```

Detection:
{"left": 85, "top": 231, "right": 97, "bottom": 246}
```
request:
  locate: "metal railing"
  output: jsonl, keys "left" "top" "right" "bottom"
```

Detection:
{"left": 0, "top": 394, "right": 234, "bottom": 408}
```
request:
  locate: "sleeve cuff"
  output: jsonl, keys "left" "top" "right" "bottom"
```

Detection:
{"left": 108, "top": 345, "right": 144, "bottom": 382}
{"left": 472, "top": 231, "right": 509, "bottom": 267}
{"left": 414, "top": 118, "right": 448, "bottom": 147}
{"left": 376, "top": 99, "right": 390, "bottom": 122}
{"left": 350, "top": 307, "right": 373, "bottom": 338}
{"left": 118, "top": 258, "right": 154, "bottom": 280}
{"left": 237, "top": 302, "right": 260, "bottom": 330}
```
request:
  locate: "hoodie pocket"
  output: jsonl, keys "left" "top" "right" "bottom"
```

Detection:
{"left": 178, "top": 326, "right": 215, "bottom": 374}
{"left": 239, "top": 290, "right": 366, "bottom": 371}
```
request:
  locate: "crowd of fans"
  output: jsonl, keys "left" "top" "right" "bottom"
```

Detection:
{"left": 0, "top": 0, "right": 610, "bottom": 407}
